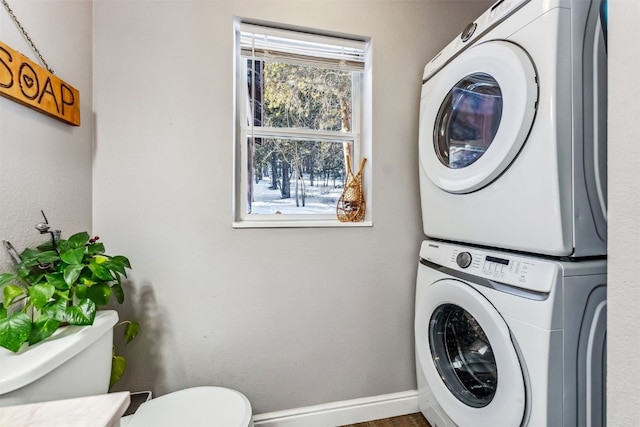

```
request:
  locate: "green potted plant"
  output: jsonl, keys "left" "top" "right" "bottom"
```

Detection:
{"left": 0, "top": 221, "right": 140, "bottom": 387}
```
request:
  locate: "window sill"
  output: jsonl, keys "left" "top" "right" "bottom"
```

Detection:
{"left": 232, "top": 220, "right": 373, "bottom": 229}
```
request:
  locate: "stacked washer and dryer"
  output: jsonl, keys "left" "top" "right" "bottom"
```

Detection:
{"left": 414, "top": 1, "right": 608, "bottom": 426}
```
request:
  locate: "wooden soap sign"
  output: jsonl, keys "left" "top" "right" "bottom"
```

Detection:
{"left": 0, "top": 40, "right": 80, "bottom": 126}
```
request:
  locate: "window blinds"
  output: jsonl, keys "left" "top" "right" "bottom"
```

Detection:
{"left": 239, "top": 22, "right": 367, "bottom": 71}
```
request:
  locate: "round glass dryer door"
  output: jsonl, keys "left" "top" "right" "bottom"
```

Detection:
{"left": 419, "top": 41, "right": 538, "bottom": 194}
{"left": 434, "top": 73, "right": 503, "bottom": 170}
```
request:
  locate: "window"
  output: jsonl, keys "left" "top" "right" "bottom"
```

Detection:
{"left": 234, "top": 21, "right": 371, "bottom": 227}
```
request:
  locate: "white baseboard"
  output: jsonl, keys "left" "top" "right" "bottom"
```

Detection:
{"left": 252, "top": 390, "right": 419, "bottom": 427}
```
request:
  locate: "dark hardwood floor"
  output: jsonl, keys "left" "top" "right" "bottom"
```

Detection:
{"left": 340, "top": 412, "right": 431, "bottom": 427}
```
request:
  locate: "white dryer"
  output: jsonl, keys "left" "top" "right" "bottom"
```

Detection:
{"left": 414, "top": 239, "right": 607, "bottom": 427}
{"left": 418, "top": 0, "right": 608, "bottom": 257}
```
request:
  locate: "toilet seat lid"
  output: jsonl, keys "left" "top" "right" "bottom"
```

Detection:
{"left": 127, "top": 386, "right": 252, "bottom": 427}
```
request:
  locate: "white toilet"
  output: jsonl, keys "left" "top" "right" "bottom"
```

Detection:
{"left": 0, "top": 310, "right": 253, "bottom": 427}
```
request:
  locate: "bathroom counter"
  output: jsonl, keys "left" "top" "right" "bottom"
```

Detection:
{"left": 0, "top": 391, "right": 130, "bottom": 426}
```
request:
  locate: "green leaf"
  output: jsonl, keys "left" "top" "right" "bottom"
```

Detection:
{"left": 28, "top": 283, "right": 55, "bottom": 309}
{"left": 20, "top": 270, "right": 45, "bottom": 286}
{"left": 0, "top": 305, "right": 7, "bottom": 319}
{"left": 89, "top": 261, "right": 113, "bottom": 281}
{"left": 0, "top": 273, "right": 15, "bottom": 286}
{"left": 54, "top": 239, "right": 70, "bottom": 253}
{"left": 60, "top": 247, "right": 85, "bottom": 265}
{"left": 19, "top": 248, "right": 42, "bottom": 266}
{"left": 67, "top": 232, "right": 90, "bottom": 249}
{"left": 80, "top": 277, "right": 97, "bottom": 286}
{"left": 54, "top": 289, "right": 71, "bottom": 301}
{"left": 111, "top": 283, "right": 125, "bottom": 304}
{"left": 93, "top": 255, "right": 109, "bottom": 265}
{"left": 75, "top": 284, "right": 88, "bottom": 300}
{"left": 3, "top": 285, "right": 25, "bottom": 307}
{"left": 36, "top": 240, "right": 55, "bottom": 251}
{"left": 0, "top": 312, "right": 32, "bottom": 352}
{"left": 124, "top": 321, "right": 140, "bottom": 344}
{"left": 35, "top": 251, "right": 60, "bottom": 264}
{"left": 105, "top": 256, "right": 132, "bottom": 279}
{"left": 105, "top": 260, "right": 126, "bottom": 277}
{"left": 111, "top": 255, "right": 132, "bottom": 270}
{"left": 63, "top": 264, "right": 84, "bottom": 286}
{"left": 87, "top": 242, "right": 105, "bottom": 256}
{"left": 87, "top": 284, "right": 111, "bottom": 306}
{"left": 42, "top": 299, "right": 68, "bottom": 322}
{"left": 28, "top": 316, "right": 61, "bottom": 345}
{"left": 64, "top": 299, "right": 96, "bottom": 325}
{"left": 78, "top": 267, "right": 97, "bottom": 286}
{"left": 17, "top": 265, "right": 31, "bottom": 279}
{"left": 45, "top": 273, "right": 69, "bottom": 290}
{"left": 110, "top": 354, "right": 127, "bottom": 388}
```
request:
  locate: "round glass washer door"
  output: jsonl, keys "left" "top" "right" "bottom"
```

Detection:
{"left": 430, "top": 303, "right": 498, "bottom": 408}
{"left": 419, "top": 41, "right": 537, "bottom": 194}
{"left": 415, "top": 278, "right": 525, "bottom": 426}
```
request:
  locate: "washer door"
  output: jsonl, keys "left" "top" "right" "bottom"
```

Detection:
{"left": 415, "top": 278, "right": 525, "bottom": 426}
{"left": 419, "top": 41, "right": 537, "bottom": 193}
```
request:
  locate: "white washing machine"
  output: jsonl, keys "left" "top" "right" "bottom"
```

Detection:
{"left": 414, "top": 240, "right": 607, "bottom": 427}
{"left": 418, "top": 0, "right": 608, "bottom": 257}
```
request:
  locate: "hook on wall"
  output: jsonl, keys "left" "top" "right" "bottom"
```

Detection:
{"left": 36, "top": 210, "right": 61, "bottom": 242}
{"left": 2, "top": 240, "right": 22, "bottom": 265}
{"left": 2, "top": 211, "right": 62, "bottom": 267}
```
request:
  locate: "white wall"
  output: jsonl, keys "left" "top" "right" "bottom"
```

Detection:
{"left": 0, "top": 2, "right": 93, "bottom": 272}
{"left": 92, "top": 0, "right": 490, "bottom": 413}
{"left": 607, "top": 0, "right": 640, "bottom": 425}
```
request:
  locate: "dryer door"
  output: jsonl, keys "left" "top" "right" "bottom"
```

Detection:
{"left": 415, "top": 278, "right": 526, "bottom": 426}
{"left": 419, "top": 41, "right": 537, "bottom": 194}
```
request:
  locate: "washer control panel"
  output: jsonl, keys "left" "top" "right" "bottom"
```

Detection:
{"left": 420, "top": 240, "right": 557, "bottom": 293}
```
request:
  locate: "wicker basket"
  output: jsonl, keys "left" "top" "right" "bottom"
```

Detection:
{"left": 337, "top": 156, "right": 367, "bottom": 222}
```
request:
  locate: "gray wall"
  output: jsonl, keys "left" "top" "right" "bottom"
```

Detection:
{"left": 92, "top": 0, "right": 490, "bottom": 414}
{"left": 607, "top": 1, "right": 640, "bottom": 425}
{"left": 1, "top": 0, "right": 637, "bottom": 423}
{"left": 0, "top": 2, "right": 93, "bottom": 273}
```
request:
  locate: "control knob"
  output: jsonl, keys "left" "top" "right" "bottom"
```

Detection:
{"left": 456, "top": 252, "right": 472, "bottom": 268}
{"left": 461, "top": 22, "right": 477, "bottom": 42}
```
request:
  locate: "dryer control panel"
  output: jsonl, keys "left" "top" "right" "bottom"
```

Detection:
{"left": 420, "top": 240, "right": 558, "bottom": 294}
{"left": 423, "top": 0, "right": 531, "bottom": 81}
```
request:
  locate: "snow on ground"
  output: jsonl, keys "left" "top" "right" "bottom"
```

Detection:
{"left": 251, "top": 176, "right": 344, "bottom": 215}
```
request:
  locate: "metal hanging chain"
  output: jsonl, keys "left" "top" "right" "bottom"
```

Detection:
{"left": 2, "top": 0, "right": 54, "bottom": 73}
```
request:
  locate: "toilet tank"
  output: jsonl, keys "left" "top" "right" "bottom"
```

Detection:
{"left": 0, "top": 310, "right": 119, "bottom": 407}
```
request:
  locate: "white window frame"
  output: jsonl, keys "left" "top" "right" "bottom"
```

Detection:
{"left": 233, "top": 19, "right": 372, "bottom": 228}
